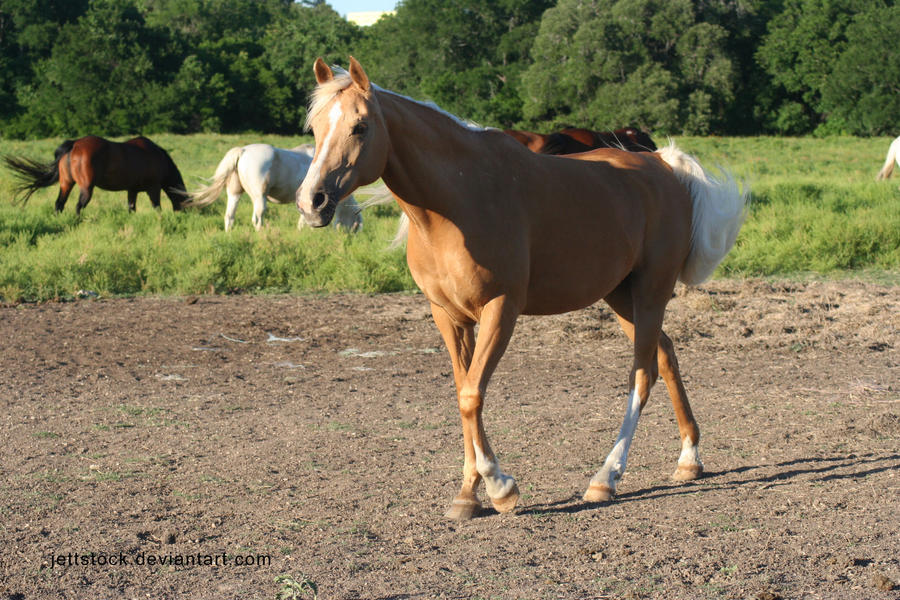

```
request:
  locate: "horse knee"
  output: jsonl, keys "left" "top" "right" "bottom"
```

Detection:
{"left": 458, "top": 387, "right": 482, "bottom": 419}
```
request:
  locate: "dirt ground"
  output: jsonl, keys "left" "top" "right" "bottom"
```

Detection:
{"left": 0, "top": 279, "right": 898, "bottom": 600}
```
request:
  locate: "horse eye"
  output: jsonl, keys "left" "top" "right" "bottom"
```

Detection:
{"left": 351, "top": 122, "right": 368, "bottom": 136}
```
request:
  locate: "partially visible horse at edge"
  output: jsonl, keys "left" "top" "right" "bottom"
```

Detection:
{"left": 876, "top": 136, "right": 900, "bottom": 180}
{"left": 3, "top": 135, "right": 186, "bottom": 214}
{"left": 298, "top": 57, "right": 749, "bottom": 520}
{"left": 184, "top": 143, "right": 362, "bottom": 232}
{"left": 504, "top": 126, "right": 657, "bottom": 155}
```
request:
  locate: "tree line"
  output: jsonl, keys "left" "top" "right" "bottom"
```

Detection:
{"left": 1, "top": 0, "right": 897, "bottom": 139}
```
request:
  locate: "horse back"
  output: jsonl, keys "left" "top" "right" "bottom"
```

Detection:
{"left": 235, "top": 144, "right": 312, "bottom": 204}
{"left": 86, "top": 137, "right": 178, "bottom": 191}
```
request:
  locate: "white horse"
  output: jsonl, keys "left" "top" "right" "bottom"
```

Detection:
{"left": 186, "top": 143, "right": 362, "bottom": 232}
{"left": 876, "top": 136, "right": 900, "bottom": 180}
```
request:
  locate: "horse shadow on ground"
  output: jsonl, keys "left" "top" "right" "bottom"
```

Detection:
{"left": 517, "top": 452, "right": 900, "bottom": 518}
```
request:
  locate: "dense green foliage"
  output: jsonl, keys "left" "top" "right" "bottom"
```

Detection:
{"left": 0, "top": 134, "right": 897, "bottom": 303}
{"left": 0, "top": 0, "right": 898, "bottom": 137}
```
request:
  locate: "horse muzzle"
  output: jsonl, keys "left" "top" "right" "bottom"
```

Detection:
{"left": 297, "top": 189, "right": 337, "bottom": 228}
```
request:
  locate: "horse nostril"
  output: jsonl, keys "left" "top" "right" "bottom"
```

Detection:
{"left": 312, "top": 192, "right": 327, "bottom": 210}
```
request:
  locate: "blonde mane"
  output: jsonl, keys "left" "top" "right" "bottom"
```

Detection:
{"left": 305, "top": 66, "right": 484, "bottom": 132}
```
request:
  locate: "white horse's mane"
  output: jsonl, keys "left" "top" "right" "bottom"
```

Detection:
{"left": 305, "top": 66, "right": 485, "bottom": 132}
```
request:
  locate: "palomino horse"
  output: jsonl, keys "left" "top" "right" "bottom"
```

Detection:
{"left": 298, "top": 58, "right": 748, "bottom": 519}
{"left": 186, "top": 143, "right": 362, "bottom": 232}
{"left": 4, "top": 135, "right": 186, "bottom": 213}
{"left": 504, "top": 126, "right": 657, "bottom": 155}
{"left": 876, "top": 136, "right": 900, "bottom": 180}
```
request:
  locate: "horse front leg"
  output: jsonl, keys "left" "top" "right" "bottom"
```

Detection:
{"left": 434, "top": 297, "right": 521, "bottom": 519}
{"left": 430, "top": 303, "right": 478, "bottom": 518}
{"left": 147, "top": 187, "right": 162, "bottom": 210}
{"left": 127, "top": 190, "right": 138, "bottom": 212}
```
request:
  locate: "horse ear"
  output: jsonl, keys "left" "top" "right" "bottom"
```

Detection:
{"left": 348, "top": 56, "right": 370, "bottom": 92}
{"left": 314, "top": 58, "right": 333, "bottom": 84}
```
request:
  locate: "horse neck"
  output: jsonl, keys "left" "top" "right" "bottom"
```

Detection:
{"left": 377, "top": 91, "right": 480, "bottom": 221}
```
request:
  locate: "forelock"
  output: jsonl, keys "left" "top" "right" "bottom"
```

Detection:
{"left": 305, "top": 68, "right": 353, "bottom": 131}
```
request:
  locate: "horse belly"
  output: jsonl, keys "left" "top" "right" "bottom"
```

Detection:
{"left": 96, "top": 154, "right": 155, "bottom": 191}
{"left": 523, "top": 245, "right": 635, "bottom": 315}
{"left": 265, "top": 179, "right": 301, "bottom": 204}
{"left": 520, "top": 182, "right": 645, "bottom": 315}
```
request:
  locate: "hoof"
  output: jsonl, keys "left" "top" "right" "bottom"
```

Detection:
{"left": 490, "top": 483, "right": 520, "bottom": 514}
{"left": 672, "top": 463, "right": 703, "bottom": 481}
{"left": 583, "top": 483, "right": 614, "bottom": 503}
{"left": 444, "top": 498, "right": 481, "bottom": 520}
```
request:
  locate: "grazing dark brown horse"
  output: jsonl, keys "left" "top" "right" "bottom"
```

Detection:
{"left": 299, "top": 57, "right": 748, "bottom": 519}
{"left": 4, "top": 135, "right": 186, "bottom": 214}
{"left": 504, "top": 126, "right": 657, "bottom": 155}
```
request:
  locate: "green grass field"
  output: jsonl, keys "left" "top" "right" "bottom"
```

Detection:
{"left": 0, "top": 134, "right": 897, "bottom": 302}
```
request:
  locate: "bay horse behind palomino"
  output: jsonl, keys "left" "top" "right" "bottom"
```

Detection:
{"left": 184, "top": 143, "right": 361, "bottom": 232}
{"left": 299, "top": 58, "right": 749, "bottom": 519}
{"left": 3, "top": 135, "right": 186, "bottom": 214}
{"left": 504, "top": 126, "right": 657, "bottom": 155}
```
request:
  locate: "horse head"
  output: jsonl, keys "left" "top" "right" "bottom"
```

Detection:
{"left": 296, "top": 57, "right": 389, "bottom": 227}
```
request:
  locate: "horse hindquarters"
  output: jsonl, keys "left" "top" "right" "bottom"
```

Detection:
{"left": 582, "top": 145, "right": 745, "bottom": 499}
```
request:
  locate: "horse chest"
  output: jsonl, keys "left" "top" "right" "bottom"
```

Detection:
{"left": 406, "top": 229, "right": 526, "bottom": 323}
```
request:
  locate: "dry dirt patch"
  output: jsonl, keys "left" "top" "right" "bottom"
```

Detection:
{"left": 1, "top": 280, "right": 898, "bottom": 599}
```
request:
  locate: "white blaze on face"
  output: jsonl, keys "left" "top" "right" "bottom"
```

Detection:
{"left": 301, "top": 100, "right": 343, "bottom": 210}
{"left": 472, "top": 440, "right": 516, "bottom": 500}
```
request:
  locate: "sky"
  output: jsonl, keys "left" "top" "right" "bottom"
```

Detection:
{"left": 326, "top": 0, "right": 398, "bottom": 17}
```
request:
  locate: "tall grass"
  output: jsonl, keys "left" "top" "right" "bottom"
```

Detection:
{"left": 678, "top": 136, "right": 899, "bottom": 280}
{"left": 0, "top": 134, "right": 897, "bottom": 302}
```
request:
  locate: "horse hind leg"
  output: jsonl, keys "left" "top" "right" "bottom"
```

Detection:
{"left": 55, "top": 157, "right": 75, "bottom": 212}
{"left": 612, "top": 283, "right": 701, "bottom": 479}
{"left": 250, "top": 193, "right": 267, "bottom": 231}
{"left": 75, "top": 186, "right": 94, "bottom": 215}
{"left": 55, "top": 182, "right": 74, "bottom": 212}
{"left": 585, "top": 279, "right": 700, "bottom": 502}
{"left": 658, "top": 331, "right": 703, "bottom": 481}
{"left": 223, "top": 190, "right": 242, "bottom": 232}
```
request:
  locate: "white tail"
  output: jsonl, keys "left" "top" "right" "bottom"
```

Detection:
{"left": 184, "top": 146, "right": 244, "bottom": 207}
{"left": 657, "top": 142, "right": 750, "bottom": 285}
{"left": 876, "top": 136, "right": 900, "bottom": 180}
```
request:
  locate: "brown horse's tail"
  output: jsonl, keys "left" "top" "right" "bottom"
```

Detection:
{"left": 657, "top": 142, "right": 750, "bottom": 285}
{"left": 876, "top": 137, "right": 899, "bottom": 180}
{"left": 3, "top": 139, "right": 75, "bottom": 204}
{"left": 183, "top": 146, "right": 244, "bottom": 208}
